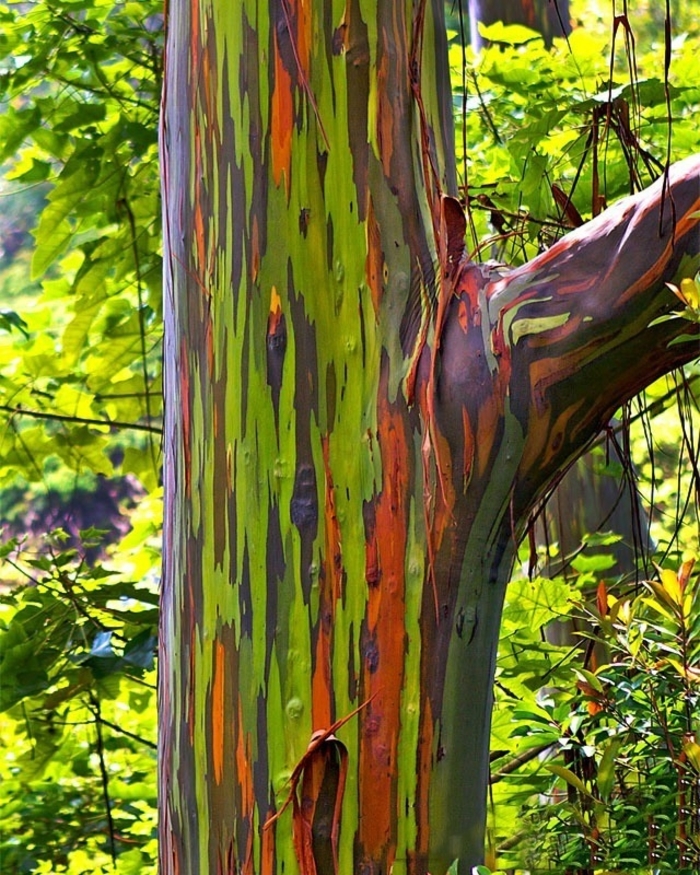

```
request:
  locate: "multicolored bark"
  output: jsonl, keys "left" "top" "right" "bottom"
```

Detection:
{"left": 159, "top": 1, "right": 700, "bottom": 873}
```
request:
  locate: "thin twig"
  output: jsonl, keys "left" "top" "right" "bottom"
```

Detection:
{"left": 89, "top": 695, "right": 118, "bottom": 868}
{"left": 0, "top": 404, "right": 162, "bottom": 434}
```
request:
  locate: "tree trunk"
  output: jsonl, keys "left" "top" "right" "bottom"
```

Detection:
{"left": 159, "top": 1, "right": 700, "bottom": 873}
{"left": 469, "top": 0, "right": 571, "bottom": 49}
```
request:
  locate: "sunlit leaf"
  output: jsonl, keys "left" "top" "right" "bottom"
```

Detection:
{"left": 546, "top": 763, "right": 591, "bottom": 798}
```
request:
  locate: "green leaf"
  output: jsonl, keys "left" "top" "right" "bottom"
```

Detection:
{"left": 117, "top": 849, "right": 147, "bottom": 874}
{"left": 53, "top": 101, "right": 106, "bottom": 133}
{"left": 502, "top": 576, "right": 572, "bottom": 631}
{"left": 669, "top": 332, "right": 700, "bottom": 346}
{"left": 478, "top": 21, "right": 541, "bottom": 45}
{"left": 570, "top": 551, "right": 617, "bottom": 573}
{"left": 574, "top": 668, "right": 604, "bottom": 694}
{"left": 31, "top": 152, "right": 101, "bottom": 277}
{"left": 123, "top": 630, "right": 157, "bottom": 670}
{"left": 597, "top": 739, "right": 622, "bottom": 801}
{"left": 0, "top": 309, "right": 29, "bottom": 337}
{"left": 0, "top": 106, "right": 42, "bottom": 163}
{"left": 546, "top": 763, "right": 591, "bottom": 798}
{"left": 15, "top": 735, "right": 60, "bottom": 782}
{"left": 582, "top": 531, "right": 623, "bottom": 547}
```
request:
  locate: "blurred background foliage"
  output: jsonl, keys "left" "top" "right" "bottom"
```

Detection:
{"left": 0, "top": 0, "right": 697, "bottom": 872}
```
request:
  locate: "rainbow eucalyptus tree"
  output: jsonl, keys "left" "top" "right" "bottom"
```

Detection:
{"left": 159, "top": 1, "right": 700, "bottom": 872}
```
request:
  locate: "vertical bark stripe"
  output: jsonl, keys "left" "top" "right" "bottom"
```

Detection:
{"left": 312, "top": 436, "right": 344, "bottom": 729}
{"left": 212, "top": 639, "right": 226, "bottom": 785}
{"left": 235, "top": 698, "right": 255, "bottom": 874}
{"left": 271, "top": 29, "right": 293, "bottom": 193}
{"left": 358, "top": 381, "right": 410, "bottom": 869}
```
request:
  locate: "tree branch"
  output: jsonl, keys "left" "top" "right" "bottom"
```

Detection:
{"left": 510, "top": 154, "right": 700, "bottom": 507}
{"left": 437, "top": 154, "right": 700, "bottom": 521}
{"left": 0, "top": 404, "right": 163, "bottom": 435}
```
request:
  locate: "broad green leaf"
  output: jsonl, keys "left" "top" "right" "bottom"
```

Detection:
{"left": 598, "top": 739, "right": 622, "bottom": 801}
{"left": 123, "top": 630, "right": 157, "bottom": 670}
{"left": 502, "top": 576, "right": 572, "bottom": 631}
{"left": 570, "top": 552, "right": 617, "bottom": 573}
{"left": 0, "top": 106, "right": 42, "bottom": 163}
{"left": 31, "top": 153, "right": 101, "bottom": 277}
{"left": 478, "top": 22, "right": 541, "bottom": 45}
{"left": 546, "top": 763, "right": 591, "bottom": 798}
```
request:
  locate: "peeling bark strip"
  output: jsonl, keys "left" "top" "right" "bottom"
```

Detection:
{"left": 159, "top": 0, "right": 700, "bottom": 872}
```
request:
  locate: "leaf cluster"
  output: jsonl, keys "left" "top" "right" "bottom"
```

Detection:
{"left": 0, "top": 526, "right": 158, "bottom": 872}
{"left": 450, "top": 13, "right": 700, "bottom": 265}
{"left": 490, "top": 543, "right": 700, "bottom": 873}
{"left": 0, "top": 1, "right": 163, "bottom": 871}
{"left": 0, "top": 0, "right": 163, "bottom": 496}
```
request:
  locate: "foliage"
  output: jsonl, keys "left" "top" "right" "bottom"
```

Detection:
{"left": 489, "top": 556, "right": 700, "bottom": 874}
{"left": 0, "top": 527, "right": 158, "bottom": 872}
{"left": 0, "top": 0, "right": 163, "bottom": 492}
{"left": 450, "top": 4, "right": 700, "bottom": 264}
{"left": 0, "top": 0, "right": 163, "bottom": 871}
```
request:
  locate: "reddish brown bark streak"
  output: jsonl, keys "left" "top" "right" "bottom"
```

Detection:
{"left": 359, "top": 366, "right": 412, "bottom": 872}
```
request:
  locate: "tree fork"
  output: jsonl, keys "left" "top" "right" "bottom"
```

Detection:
{"left": 159, "top": 1, "right": 700, "bottom": 872}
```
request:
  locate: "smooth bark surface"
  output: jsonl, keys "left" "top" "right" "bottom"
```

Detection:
{"left": 159, "top": 1, "right": 699, "bottom": 872}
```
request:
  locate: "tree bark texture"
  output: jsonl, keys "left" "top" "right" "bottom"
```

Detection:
{"left": 159, "top": 1, "right": 700, "bottom": 872}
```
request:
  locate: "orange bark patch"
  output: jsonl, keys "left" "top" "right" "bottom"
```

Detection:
{"left": 192, "top": 171, "right": 207, "bottom": 274}
{"left": 271, "top": 29, "right": 293, "bottom": 195}
{"left": 358, "top": 391, "right": 409, "bottom": 868}
{"left": 268, "top": 286, "right": 283, "bottom": 336}
{"left": 517, "top": 404, "right": 551, "bottom": 479}
{"left": 260, "top": 814, "right": 275, "bottom": 875}
{"left": 264, "top": 707, "right": 369, "bottom": 873}
{"left": 541, "top": 403, "right": 585, "bottom": 469}
{"left": 211, "top": 640, "right": 226, "bottom": 785}
{"left": 475, "top": 393, "right": 503, "bottom": 479}
{"left": 289, "top": 0, "right": 311, "bottom": 77}
{"left": 519, "top": 353, "right": 585, "bottom": 473}
{"left": 365, "top": 195, "right": 384, "bottom": 315}
{"left": 190, "top": 0, "right": 200, "bottom": 81}
{"left": 457, "top": 298, "right": 469, "bottom": 333}
{"left": 528, "top": 352, "right": 584, "bottom": 417}
{"left": 523, "top": 0, "right": 536, "bottom": 26}
{"left": 427, "top": 425, "right": 456, "bottom": 554}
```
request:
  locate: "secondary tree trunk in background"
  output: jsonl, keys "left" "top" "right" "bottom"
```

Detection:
{"left": 159, "top": 1, "right": 699, "bottom": 873}
{"left": 469, "top": 0, "right": 571, "bottom": 49}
